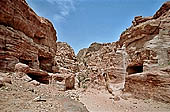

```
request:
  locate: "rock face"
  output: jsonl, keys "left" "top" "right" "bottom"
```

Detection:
{"left": 0, "top": 0, "right": 57, "bottom": 50}
{"left": 54, "top": 42, "right": 78, "bottom": 74}
{"left": 124, "top": 69, "right": 170, "bottom": 103}
{"left": 0, "top": 0, "right": 79, "bottom": 90}
{"left": 77, "top": 1, "right": 170, "bottom": 103}
{"left": 115, "top": 1, "right": 170, "bottom": 102}
{"left": 0, "top": 0, "right": 57, "bottom": 72}
{"left": 15, "top": 62, "right": 50, "bottom": 84}
{"left": 1, "top": 0, "right": 170, "bottom": 104}
{"left": 117, "top": 1, "right": 170, "bottom": 71}
{"left": 77, "top": 42, "right": 126, "bottom": 90}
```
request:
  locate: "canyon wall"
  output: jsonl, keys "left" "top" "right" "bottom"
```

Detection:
{"left": 0, "top": 0, "right": 57, "bottom": 72}
{"left": 77, "top": 1, "right": 170, "bottom": 102}
{"left": 77, "top": 42, "right": 126, "bottom": 90}
{"left": 1, "top": 0, "right": 170, "bottom": 103}
{"left": 0, "top": 0, "right": 77, "bottom": 74}
{"left": 118, "top": 1, "right": 170, "bottom": 103}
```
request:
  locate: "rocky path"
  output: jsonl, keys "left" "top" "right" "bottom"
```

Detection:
{"left": 79, "top": 88, "right": 170, "bottom": 112}
{"left": 1, "top": 73, "right": 170, "bottom": 112}
{"left": 0, "top": 72, "right": 88, "bottom": 112}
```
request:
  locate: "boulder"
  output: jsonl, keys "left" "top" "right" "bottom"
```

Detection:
{"left": 29, "top": 80, "right": 40, "bottom": 86}
{"left": 15, "top": 63, "right": 29, "bottom": 73}
{"left": 26, "top": 68, "right": 50, "bottom": 84}
{"left": 65, "top": 74, "right": 75, "bottom": 90}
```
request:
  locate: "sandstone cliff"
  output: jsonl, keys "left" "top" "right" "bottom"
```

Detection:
{"left": 77, "top": 1, "right": 170, "bottom": 103}
{"left": 1, "top": 0, "right": 170, "bottom": 104}
{"left": 77, "top": 42, "right": 126, "bottom": 91}
{"left": 117, "top": 1, "right": 170, "bottom": 103}
{"left": 0, "top": 0, "right": 57, "bottom": 72}
{"left": 0, "top": 0, "right": 78, "bottom": 87}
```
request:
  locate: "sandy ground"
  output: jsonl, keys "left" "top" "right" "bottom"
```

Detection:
{"left": 1, "top": 72, "right": 170, "bottom": 112}
{"left": 79, "top": 88, "right": 170, "bottom": 112}
{"left": 0, "top": 72, "right": 88, "bottom": 112}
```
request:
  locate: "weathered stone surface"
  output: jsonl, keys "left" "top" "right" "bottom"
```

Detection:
{"left": 0, "top": 0, "right": 57, "bottom": 50}
{"left": 116, "top": 2, "right": 170, "bottom": 75}
{"left": 77, "top": 42, "right": 126, "bottom": 92}
{"left": 14, "top": 62, "right": 51, "bottom": 84}
{"left": 0, "top": 0, "right": 57, "bottom": 72}
{"left": 53, "top": 42, "right": 78, "bottom": 74}
{"left": 132, "top": 16, "right": 152, "bottom": 26}
{"left": 124, "top": 70, "right": 170, "bottom": 103}
{"left": 15, "top": 62, "right": 29, "bottom": 73}
{"left": 26, "top": 68, "right": 50, "bottom": 84}
{"left": 65, "top": 74, "right": 75, "bottom": 90}
{"left": 153, "top": 1, "right": 170, "bottom": 19}
{"left": 76, "top": 2, "right": 170, "bottom": 103}
{"left": 116, "top": 1, "right": 170, "bottom": 103}
{"left": 1, "top": 0, "right": 170, "bottom": 105}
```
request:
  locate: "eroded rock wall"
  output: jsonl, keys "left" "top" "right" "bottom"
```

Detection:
{"left": 53, "top": 42, "right": 78, "bottom": 74}
{"left": 77, "top": 2, "right": 170, "bottom": 103}
{"left": 77, "top": 42, "right": 126, "bottom": 90}
{"left": 0, "top": 0, "right": 57, "bottom": 72}
{"left": 116, "top": 1, "right": 170, "bottom": 102}
{"left": 117, "top": 1, "right": 170, "bottom": 72}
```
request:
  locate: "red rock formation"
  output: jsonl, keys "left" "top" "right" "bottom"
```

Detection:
{"left": 117, "top": 1, "right": 170, "bottom": 73}
{"left": 132, "top": 16, "right": 152, "bottom": 26}
{"left": 1, "top": 0, "right": 170, "bottom": 103}
{"left": 117, "top": 1, "right": 170, "bottom": 103}
{"left": 53, "top": 42, "right": 78, "bottom": 74}
{"left": 153, "top": 1, "right": 170, "bottom": 19}
{"left": 0, "top": 0, "right": 57, "bottom": 50}
{"left": 77, "top": 42, "right": 125, "bottom": 90}
{"left": 0, "top": 0, "right": 57, "bottom": 72}
{"left": 77, "top": 2, "right": 170, "bottom": 103}
{"left": 124, "top": 69, "right": 170, "bottom": 103}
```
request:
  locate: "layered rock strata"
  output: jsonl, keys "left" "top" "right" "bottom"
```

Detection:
{"left": 77, "top": 42, "right": 126, "bottom": 90}
{"left": 116, "top": 1, "right": 170, "bottom": 102}
{"left": 0, "top": 0, "right": 57, "bottom": 72}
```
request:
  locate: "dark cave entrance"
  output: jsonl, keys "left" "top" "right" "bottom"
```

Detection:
{"left": 19, "top": 58, "right": 32, "bottom": 67}
{"left": 27, "top": 73, "right": 49, "bottom": 84}
{"left": 126, "top": 65, "right": 143, "bottom": 75}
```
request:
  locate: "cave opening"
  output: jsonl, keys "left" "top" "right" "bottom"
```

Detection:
{"left": 19, "top": 58, "right": 32, "bottom": 67}
{"left": 27, "top": 73, "right": 49, "bottom": 84}
{"left": 126, "top": 65, "right": 143, "bottom": 75}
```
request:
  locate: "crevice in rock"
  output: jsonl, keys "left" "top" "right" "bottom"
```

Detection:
{"left": 27, "top": 73, "right": 49, "bottom": 84}
{"left": 150, "top": 21, "right": 161, "bottom": 35}
{"left": 126, "top": 65, "right": 143, "bottom": 75}
{"left": 0, "top": 22, "right": 12, "bottom": 28}
{"left": 19, "top": 58, "right": 31, "bottom": 66}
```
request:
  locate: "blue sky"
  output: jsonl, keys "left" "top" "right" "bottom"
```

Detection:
{"left": 26, "top": 0, "right": 167, "bottom": 54}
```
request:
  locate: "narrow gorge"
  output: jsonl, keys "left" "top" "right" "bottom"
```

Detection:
{"left": 1, "top": 0, "right": 170, "bottom": 112}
